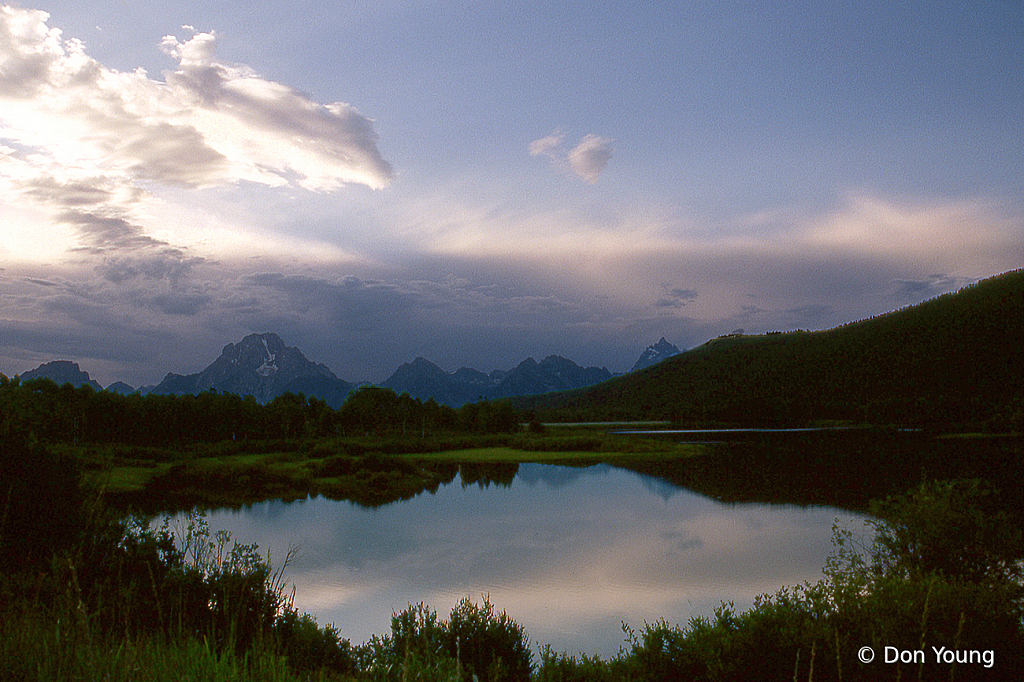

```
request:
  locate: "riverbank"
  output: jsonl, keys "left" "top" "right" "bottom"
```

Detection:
{"left": 78, "top": 428, "right": 1024, "bottom": 514}
{"left": 78, "top": 430, "right": 702, "bottom": 511}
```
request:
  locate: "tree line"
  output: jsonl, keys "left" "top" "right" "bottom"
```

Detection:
{"left": 0, "top": 375, "right": 522, "bottom": 448}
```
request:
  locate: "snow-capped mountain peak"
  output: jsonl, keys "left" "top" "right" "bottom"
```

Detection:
{"left": 630, "top": 337, "right": 682, "bottom": 372}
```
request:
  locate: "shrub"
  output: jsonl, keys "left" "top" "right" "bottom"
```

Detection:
{"left": 448, "top": 596, "right": 533, "bottom": 682}
{"left": 0, "top": 433, "right": 86, "bottom": 572}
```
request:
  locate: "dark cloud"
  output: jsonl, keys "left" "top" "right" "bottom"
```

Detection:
{"left": 241, "top": 272, "right": 413, "bottom": 330}
{"left": 95, "top": 252, "right": 206, "bottom": 284}
{"left": 17, "top": 176, "right": 121, "bottom": 207}
{"left": 120, "top": 121, "right": 229, "bottom": 187}
{"left": 783, "top": 304, "right": 834, "bottom": 323}
{"left": 58, "top": 210, "right": 169, "bottom": 253}
{"left": 736, "top": 305, "right": 763, "bottom": 319}
{"left": 891, "top": 274, "right": 970, "bottom": 303}
{"left": 141, "top": 291, "right": 212, "bottom": 316}
{"left": 0, "top": 316, "right": 178, "bottom": 388}
{"left": 655, "top": 287, "right": 698, "bottom": 309}
{"left": 41, "top": 294, "right": 135, "bottom": 330}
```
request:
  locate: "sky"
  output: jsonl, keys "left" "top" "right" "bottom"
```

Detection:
{"left": 1, "top": 1, "right": 1022, "bottom": 388}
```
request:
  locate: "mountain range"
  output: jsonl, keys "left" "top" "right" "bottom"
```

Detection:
{"left": 381, "top": 355, "right": 614, "bottom": 407}
{"left": 14, "top": 333, "right": 667, "bottom": 408}
{"left": 11, "top": 269, "right": 1022, "bottom": 428}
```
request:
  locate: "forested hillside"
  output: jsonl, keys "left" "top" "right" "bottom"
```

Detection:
{"left": 519, "top": 270, "right": 1023, "bottom": 429}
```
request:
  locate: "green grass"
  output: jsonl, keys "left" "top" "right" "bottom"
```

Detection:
{"left": 78, "top": 431, "right": 700, "bottom": 510}
{"left": 85, "top": 462, "right": 171, "bottom": 493}
{"left": 0, "top": 616, "right": 301, "bottom": 682}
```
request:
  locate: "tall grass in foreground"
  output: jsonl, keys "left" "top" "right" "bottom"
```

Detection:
{"left": 0, "top": 507, "right": 349, "bottom": 681}
{"left": 0, "top": 611, "right": 297, "bottom": 682}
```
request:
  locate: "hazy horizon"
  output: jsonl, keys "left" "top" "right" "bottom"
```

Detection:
{"left": 2, "top": 2, "right": 1021, "bottom": 387}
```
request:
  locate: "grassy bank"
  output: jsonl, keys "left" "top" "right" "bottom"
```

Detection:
{"left": 77, "top": 430, "right": 700, "bottom": 511}
{"left": 82, "top": 428, "right": 1023, "bottom": 515}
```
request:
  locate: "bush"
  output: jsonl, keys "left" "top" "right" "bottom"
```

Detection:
{"left": 357, "top": 598, "right": 532, "bottom": 682}
{"left": 275, "top": 605, "right": 356, "bottom": 674}
{"left": 448, "top": 596, "right": 533, "bottom": 682}
{"left": 0, "top": 433, "right": 86, "bottom": 571}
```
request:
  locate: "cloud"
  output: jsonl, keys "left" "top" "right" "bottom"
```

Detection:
{"left": 159, "top": 30, "right": 393, "bottom": 191}
{"left": 0, "top": 8, "right": 392, "bottom": 191}
{"left": 782, "top": 304, "right": 833, "bottom": 324}
{"left": 568, "top": 134, "right": 613, "bottom": 184}
{"left": 801, "top": 194, "right": 1021, "bottom": 269}
{"left": 138, "top": 291, "right": 212, "bottom": 316}
{"left": 891, "top": 274, "right": 970, "bottom": 302}
{"left": 528, "top": 130, "right": 613, "bottom": 183}
{"left": 0, "top": 7, "right": 394, "bottom": 268}
{"left": 654, "top": 287, "right": 698, "bottom": 309}
{"left": 527, "top": 131, "right": 564, "bottom": 159}
{"left": 95, "top": 252, "right": 206, "bottom": 284}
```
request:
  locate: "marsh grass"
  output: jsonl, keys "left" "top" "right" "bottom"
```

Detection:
{"left": 0, "top": 612, "right": 298, "bottom": 682}
{"left": 87, "top": 431, "right": 696, "bottom": 511}
{"left": 0, "top": 503, "right": 352, "bottom": 682}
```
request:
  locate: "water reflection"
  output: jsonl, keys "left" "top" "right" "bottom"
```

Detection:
{"left": 185, "top": 464, "right": 869, "bottom": 658}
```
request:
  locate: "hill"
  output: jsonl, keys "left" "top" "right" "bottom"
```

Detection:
{"left": 518, "top": 270, "right": 1024, "bottom": 430}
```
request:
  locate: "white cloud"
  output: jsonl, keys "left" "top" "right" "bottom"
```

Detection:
{"left": 158, "top": 30, "right": 393, "bottom": 191}
{"left": 0, "top": 6, "right": 393, "bottom": 266}
{"left": 528, "top": 130, "right": 613, "bottom": 183}
{"left": 527, "top": 131, "right": 563, "bottom": 158}
{"left": 568, "top": 134, "right": 613, "bottom": 184}
{"left": 799, "top": 193, "right": 1022, "bottom": 272}
{"left": 0, "top": 8, "right": 392, "bottom": 191}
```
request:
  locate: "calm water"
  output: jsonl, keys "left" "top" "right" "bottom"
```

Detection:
{"left": 178, "top": 463, "right": 870, "bottom": 658}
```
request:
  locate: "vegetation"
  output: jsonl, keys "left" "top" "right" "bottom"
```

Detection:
{"left": 619, "top": 429, "right": 1024, "bottom": 514}
{"left": 518, "top": 269, "right": 1024, "bottom": 430}
{"left": 0, "top": 375, "right": 583, "bottom": 509}
{"left": 3, "top": 426, "right": 1020, "bottom": 679}
{"left": 0, "top": 375, "right": 523, "bottom": 449}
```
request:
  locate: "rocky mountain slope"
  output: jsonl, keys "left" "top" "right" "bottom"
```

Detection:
{"left": 149, "top": 332, "right": 353, "bottom": 408}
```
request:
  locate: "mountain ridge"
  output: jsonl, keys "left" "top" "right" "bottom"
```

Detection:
{"left": 18, "top": 361, "right": 103, "bottom": 391}
{"left": 630, "top": 337, "right": 682, "bottom": 372}
{"left": 148, "top": 332, "right": 354, "bottom": 408}
{"left": 380, "top": 354, "right": 613, "bottom": 407}
{"left": 13, "top": 339, "right": 640, "bottom": 409}
{"left": 14, "top": 269, "right": 1021, "bottom": 428}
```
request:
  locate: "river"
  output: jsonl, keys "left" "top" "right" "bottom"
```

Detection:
{"left": 175, "top": 462, "right": 870, "bottom": 658}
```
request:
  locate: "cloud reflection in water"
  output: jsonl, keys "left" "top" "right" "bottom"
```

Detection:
{"left": 193, "top": 464, "right": 868, "bottom": 658}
